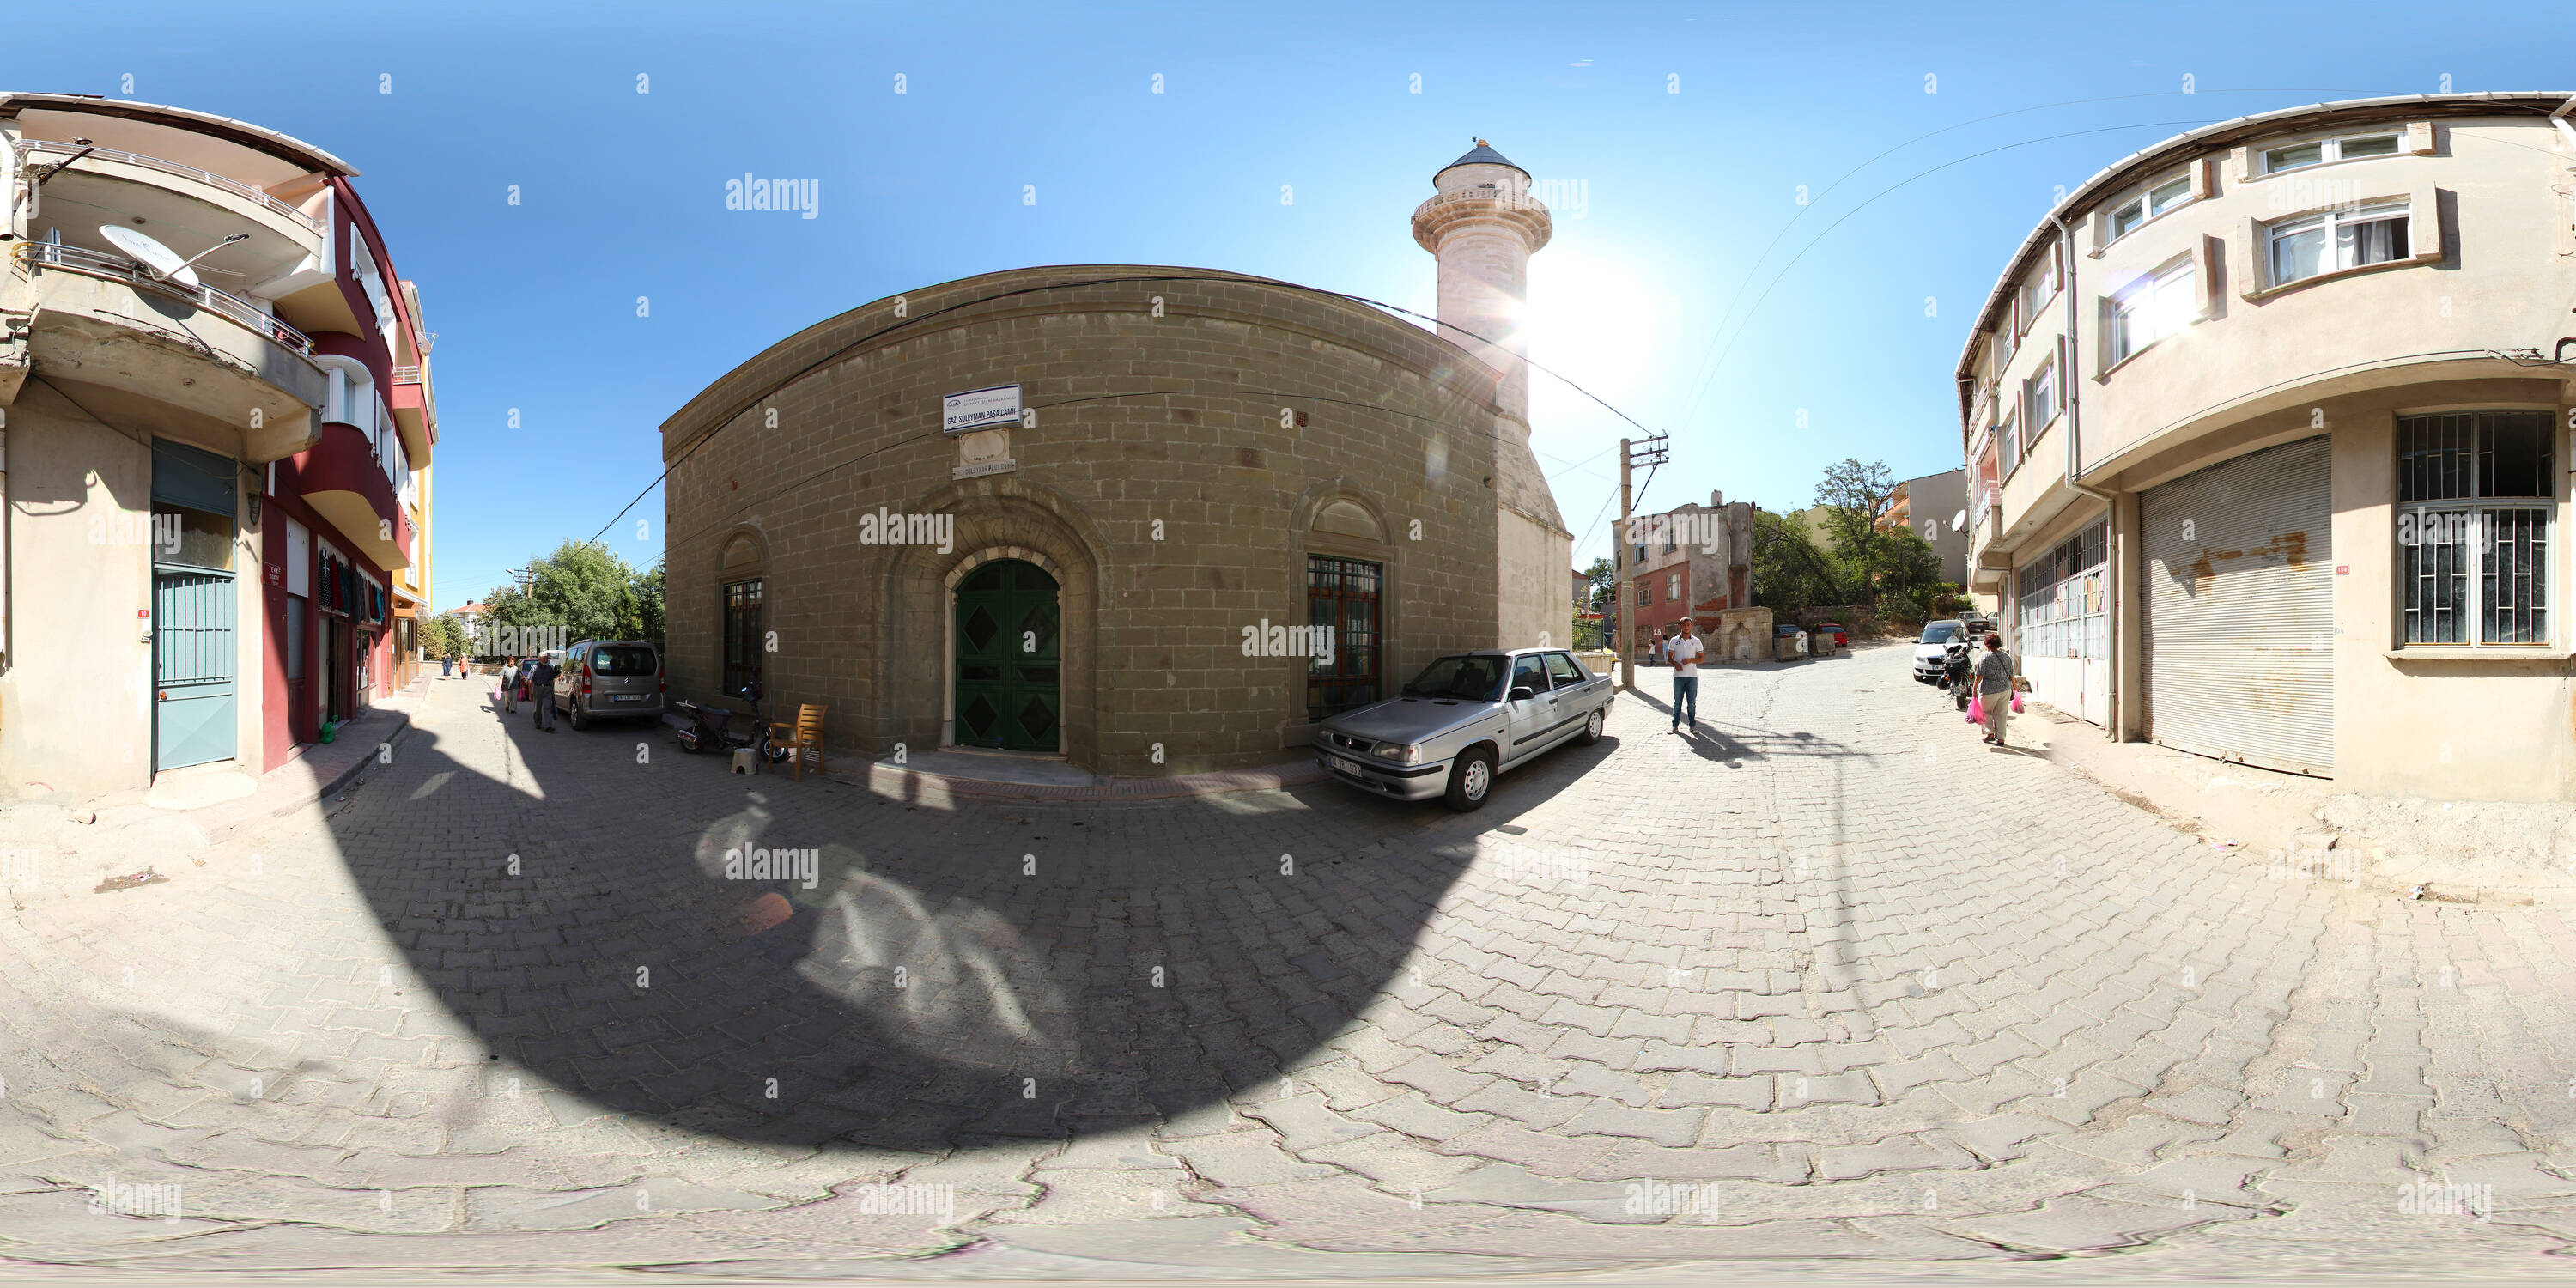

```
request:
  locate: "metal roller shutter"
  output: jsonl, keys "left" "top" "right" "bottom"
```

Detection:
{"left": 2140, "top": 435, "right": 2333, "bottom": 774}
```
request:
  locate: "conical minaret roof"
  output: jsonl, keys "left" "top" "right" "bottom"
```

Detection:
{"left": 1436, "top": 138, "right": 1528, "bottom": 179}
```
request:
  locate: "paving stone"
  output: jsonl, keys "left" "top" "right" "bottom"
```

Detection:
{"left": 7, "top": 654, "right": 2573, "bottom": 1276}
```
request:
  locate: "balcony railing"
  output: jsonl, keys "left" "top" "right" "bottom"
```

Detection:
{"left": 391, "top": 363, "right": 438, "bottom": 434}
{"left": 21, "top": 139, "right": 325, "bottom": 234}
{"left": 20, "top": 240, "right": 316, "bottom": 355}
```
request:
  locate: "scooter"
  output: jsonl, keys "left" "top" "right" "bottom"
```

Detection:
{"left": 1935, "top": 640, "right": 1975, "bottom": 711}
{"left": 672, "top": 682, "right": 785, "bottom": 763}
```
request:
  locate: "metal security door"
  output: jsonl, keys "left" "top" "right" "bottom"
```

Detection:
{"left": 2141, "top": 435, "right": 2334, "bottom": 774}
{"left": 953, "top": 560, "right": 1060, "bottom": 751}
{"left": 154, "top": 568, "right": 237, "bottom": 769}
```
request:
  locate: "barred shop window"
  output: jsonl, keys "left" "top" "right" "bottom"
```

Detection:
{"left": 722, "top": 578, "right": 765, "bottom": 694}
{"left": 2398, "top": 410, "right": 2552, "bottom": 647}
{"left": 2014, "top": 522, "right": 2109, "bottom": 659}
{"left": 1305, "top": 556, "right": 1382, "bottom": 720}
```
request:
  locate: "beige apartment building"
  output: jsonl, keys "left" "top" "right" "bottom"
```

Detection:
{"left": 1959, "top": 92, "right": 2573, "bottom": 801}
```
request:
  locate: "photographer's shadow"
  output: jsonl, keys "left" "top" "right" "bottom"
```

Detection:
{"left": 331, "top": 700, "right": 1518, "bottom": 1150}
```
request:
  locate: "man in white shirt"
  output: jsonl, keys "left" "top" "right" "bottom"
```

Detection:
{"left": 1664, "top": 619, "right": 1705, "bottom": 732}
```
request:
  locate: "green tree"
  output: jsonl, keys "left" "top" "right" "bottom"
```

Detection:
{"left": 621, "top": 561, "right": 665, "bottom": 649}
{"left": 421, "top": 612, "right": 470, "bottom": 661}
{"left": 1871, "top": 525, "right": 1953, "bottom": 624}
{"left": 1751, "top": 508, "right": 1837, "bottom": 616}
{"left": 1580, "top": 556, "right": 1614, "bottom": 613}
{"left": 1571, "top": 556, "right": 1613, "bottom": 650}
{"left": 1814, "top": 458, "right": 1900, "bottom": 604}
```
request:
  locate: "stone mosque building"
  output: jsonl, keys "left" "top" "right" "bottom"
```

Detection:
{"left": 659, "top": 143, "right": 1573, "bottom": 776}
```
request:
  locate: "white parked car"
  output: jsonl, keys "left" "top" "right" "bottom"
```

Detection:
{"left": 1315, "top": 648, "right": 1615, "bottom": 811}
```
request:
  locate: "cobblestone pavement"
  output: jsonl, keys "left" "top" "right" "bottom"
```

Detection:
{"left": 5, "top": 642, "right": 2576, "bottom": 1280}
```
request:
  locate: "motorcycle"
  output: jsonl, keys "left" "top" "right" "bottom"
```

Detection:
{"left": 1935, "top": 640, "right": 1975, "bottom": 711}
{"left": 672, "top": 682, "right": 786, "bottom": 765}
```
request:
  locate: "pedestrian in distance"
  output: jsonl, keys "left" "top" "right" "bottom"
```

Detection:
{"left": 1977, "top": 631, "right": 2019, "bottom": 745}
{"left": 1665, "top": 619, "right": 1704, "bottom": 732}
{"left": 501, "top": 655, "right": 519, "bottom": 712}
{"left": 530, "top": 653, "right": 558, "bottom": 732}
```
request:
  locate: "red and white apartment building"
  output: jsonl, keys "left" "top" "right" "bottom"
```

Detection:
{"left": 0, "top": 92, "right": 437, "bottom": 801}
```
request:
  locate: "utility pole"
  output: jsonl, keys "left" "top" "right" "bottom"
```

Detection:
{"left": 1617, "top": 438, "right": 1632, "bottom": 693}
{"left": 1617, "top": 433, "right": 1668, "bottom": 693}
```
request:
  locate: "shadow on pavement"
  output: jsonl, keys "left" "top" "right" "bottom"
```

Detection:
{"left": 319, "top": 682, "right": 1612, "bottom": 1150}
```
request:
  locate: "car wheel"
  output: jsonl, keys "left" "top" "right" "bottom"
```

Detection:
{"left": 1443, "top": 747, "right": 1496, "bottom": 812}
{"left": 1576, "top": 707, "right": 1605, "bottom": 746}
{"left": 568, "top": 698, "right": 588, "bottom": 731}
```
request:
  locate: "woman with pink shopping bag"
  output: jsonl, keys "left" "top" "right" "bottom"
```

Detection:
{"left": 1974, "top": 632, "right": 2020, "bottom": 746}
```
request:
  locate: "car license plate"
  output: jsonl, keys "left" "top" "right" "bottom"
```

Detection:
{"left": 614, "top": 694, "right": 644, "bottom": 702}
{"left": 1325, "top": 754, "right": 1364, "bottom": 776}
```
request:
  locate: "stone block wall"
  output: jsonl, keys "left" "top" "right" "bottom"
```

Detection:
{"left": 661, "top": 267, "right": 1527, "bottom": 776}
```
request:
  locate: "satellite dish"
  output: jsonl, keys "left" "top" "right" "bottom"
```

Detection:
{"left": 100, "top": 225, "right": 201, "bottom": 288}
{"left": 1951, "top": 508, "right": 1969, "bottom": 532}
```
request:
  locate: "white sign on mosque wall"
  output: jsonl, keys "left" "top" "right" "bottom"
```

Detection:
{"left": 943, "top": 384, "right": 1021, "bottom": 434}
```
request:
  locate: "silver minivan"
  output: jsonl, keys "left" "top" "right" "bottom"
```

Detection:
{"left": 550, "top": 639, "right": 665, "bottom": 728}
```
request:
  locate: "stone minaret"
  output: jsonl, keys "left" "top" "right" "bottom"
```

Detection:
{"left": 1411, "top": 139, "right": 1553, "bottom": 424}
{"left": 1411, "top": 141, "right": 1570, "bottom": 649}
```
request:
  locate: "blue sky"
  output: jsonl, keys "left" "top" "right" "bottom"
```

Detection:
{"left": 7, "top": 1, "right": 2557, "bottom": 607}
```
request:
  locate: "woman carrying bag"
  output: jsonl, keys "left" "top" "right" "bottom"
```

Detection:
{"left": 1974, "top": 632, "right": 2021, "bottom": 746}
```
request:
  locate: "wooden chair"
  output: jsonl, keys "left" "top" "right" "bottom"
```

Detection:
{"left": 770, "top": 703, "right": 828, "bottom": 781}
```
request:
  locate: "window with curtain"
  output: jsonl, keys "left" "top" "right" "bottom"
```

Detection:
{"left": 2398, "top": 410, "right": 2551, "bottom": 647}
{"left": 2268, "top": 202, "right": 2409, "bottom": 287}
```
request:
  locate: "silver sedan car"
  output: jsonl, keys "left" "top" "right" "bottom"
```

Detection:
{"left": 1314, "top": 647, "right": 1615, "bottom": 811}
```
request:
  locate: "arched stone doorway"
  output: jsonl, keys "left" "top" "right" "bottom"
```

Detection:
{"left": 951, "top": 558, "right": 1060, "bottom": 751}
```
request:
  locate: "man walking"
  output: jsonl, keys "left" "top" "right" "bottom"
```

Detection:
{"left": 1665, "top": 618, "right": 1704, "bottom": 732}
{"left": 530, "top": 653, "right": 558, "bottom": 732}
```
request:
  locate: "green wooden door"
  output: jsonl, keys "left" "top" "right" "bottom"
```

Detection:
{"left": 954, "top": 560, "right": 1060, "bottom": 751}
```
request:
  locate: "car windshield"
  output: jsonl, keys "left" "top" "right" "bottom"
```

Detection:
{"left": 592, "top": 645, "right": 658, "bottom": 676}
{"left": 1401, "top": 655, "right": 1505, "bottom": 700}
{"left": 1921, "top": 623, "right": 1963, "bottom": 644}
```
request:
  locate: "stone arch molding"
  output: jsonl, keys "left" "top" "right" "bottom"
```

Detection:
{"left": 943, "top": 545, "right": 1068, "bottom": 592}
{"left": 1294, "top": 482, "right": 1395, "bottom": 544}
{"left": 716, "top": 523, "right": 771, "bottom": 576}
